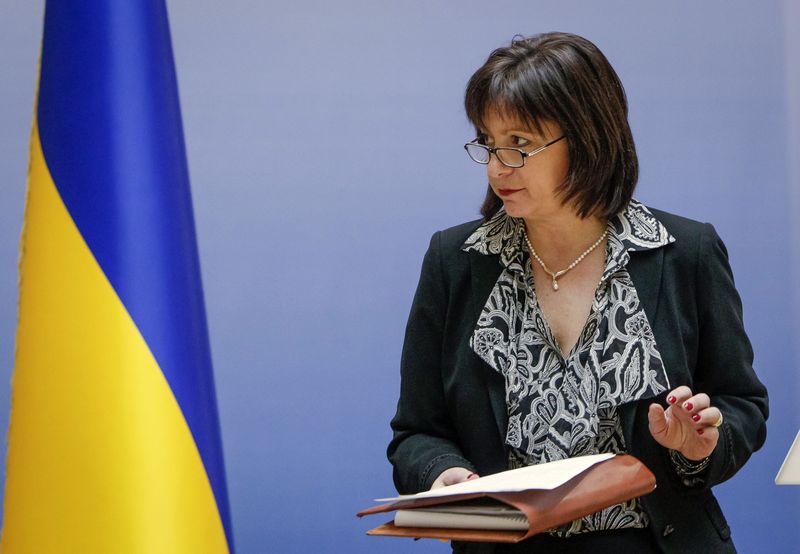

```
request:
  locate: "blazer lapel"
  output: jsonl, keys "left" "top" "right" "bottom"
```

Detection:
{"left": 467, "top": 250, "right": 508, "bottom": 440}
{"left": 620, "top": 247, "right": 666, "bottom": 440}
{"left": 626, "top": 248, "right": 665, "bottom": 326}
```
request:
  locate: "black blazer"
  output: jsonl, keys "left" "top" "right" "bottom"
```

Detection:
{"left": 388, "top": 207, "right": 768, "bottom": 553}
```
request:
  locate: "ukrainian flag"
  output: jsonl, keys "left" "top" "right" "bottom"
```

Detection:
{"left": 1, "top": 2, "right": 233, "bottom": 552}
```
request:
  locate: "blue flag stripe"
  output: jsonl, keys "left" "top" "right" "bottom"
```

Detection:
{"left": 37, "top": 1, "right": 233, "bottom": 548}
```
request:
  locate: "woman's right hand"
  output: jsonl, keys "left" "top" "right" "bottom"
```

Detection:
{"left": 430, "top": 467, "right": 480, "bottom": 489}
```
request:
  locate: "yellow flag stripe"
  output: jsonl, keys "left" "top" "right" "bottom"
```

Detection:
{"left": 0, "top": 119, "right": 229, "bottom": 553}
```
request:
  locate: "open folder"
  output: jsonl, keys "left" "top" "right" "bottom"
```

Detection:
{"left": 357, "top": 454, "right": 656, "bottom": 543}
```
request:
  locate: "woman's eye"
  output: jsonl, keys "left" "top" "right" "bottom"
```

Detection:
{"left": 511, "top": 135, "right": 530, "bottom": 148}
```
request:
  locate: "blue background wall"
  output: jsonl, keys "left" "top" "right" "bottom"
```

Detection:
{"left": 1, "top": 1, "right": 799, "bottom": 552}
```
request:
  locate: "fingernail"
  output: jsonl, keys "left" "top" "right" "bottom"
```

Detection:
{"left": 697, "top": 428, "right": 704, "bottom": 435}
{"left": 692, "top": 414, "right": 701, "bottom": 422}
{"left": 684, "top": 402, "right": 693, "bottom": 411}
{"left": 667, "top": 396, "right": 676, "bottom": 404}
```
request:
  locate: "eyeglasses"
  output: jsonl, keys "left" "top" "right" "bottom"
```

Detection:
{"left": 464, "top": 135, "right": 566, "bottom": 168}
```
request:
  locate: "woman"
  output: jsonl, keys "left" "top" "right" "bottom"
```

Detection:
{"left": 387, "top": 32, "right": 768, "bottom": 553}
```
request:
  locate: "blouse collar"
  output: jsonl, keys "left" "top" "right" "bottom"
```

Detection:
{"left": 461, "top": 199, "right": 676, "bottom": 279}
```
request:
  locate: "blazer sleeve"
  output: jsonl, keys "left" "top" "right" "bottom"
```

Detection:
{"left": 387, "top": 231, "right": 476, "bottom": 494}
{"left": 690, "top": 223, "right": 768, "bottom": 489}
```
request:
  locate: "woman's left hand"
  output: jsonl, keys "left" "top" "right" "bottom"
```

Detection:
{"left": 647, "top": 386, "right": 723, "bottom": 461}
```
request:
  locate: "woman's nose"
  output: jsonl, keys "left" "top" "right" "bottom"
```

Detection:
{"left": 487, "top": 153, "right": 513, "bottom": 179}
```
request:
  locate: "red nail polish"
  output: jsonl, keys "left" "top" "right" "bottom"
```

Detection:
{"left": 692, "top": 414, "right": 701, "bottom": 422}
{"left": 667, "top": 396, "right": 676, "bottom": 404}
{"left": 697, "top": 429, "right": 704, "bottom": 435}
{"left": 684, "top": 402, "right": 693, "bottom": 411}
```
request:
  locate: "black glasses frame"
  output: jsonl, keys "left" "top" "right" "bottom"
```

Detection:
{"left": 464, "top": 135, "right": 566, "bottom": 168}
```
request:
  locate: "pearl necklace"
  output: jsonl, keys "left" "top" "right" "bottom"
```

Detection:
{"left": 523, "top": 228, "right": 608, "bottom": 291}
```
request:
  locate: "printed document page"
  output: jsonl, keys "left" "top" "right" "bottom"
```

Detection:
{"left": 378, "top": 453, "right": 615, "bottom": 501}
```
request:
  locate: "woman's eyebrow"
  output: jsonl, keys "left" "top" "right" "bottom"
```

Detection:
{"left": 488, "top": 126, "right": 542, "bottom": 138}
{"left": 478, "top": 126, "right": 547, "bottom": 142}
{"left": 479, "top": 127, "right": 533, "bottom": 135}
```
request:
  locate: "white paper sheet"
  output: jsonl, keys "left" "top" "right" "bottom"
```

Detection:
{"left": 776, "top": 429, "right": 800, "bottom": 484}
{"left": 377, "top": 453, "right": 615, "bottom": 502}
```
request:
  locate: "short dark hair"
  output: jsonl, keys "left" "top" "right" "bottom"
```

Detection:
{"left": 464, "top": 32, "right": 637, "bottom": 220}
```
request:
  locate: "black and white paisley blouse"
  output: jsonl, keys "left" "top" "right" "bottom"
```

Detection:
{"left": 462, "top": 199, "right": 674, "bottom": 536}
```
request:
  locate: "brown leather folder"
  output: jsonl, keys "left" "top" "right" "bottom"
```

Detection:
{"left": 357, "top": 454, "right": 656, "bottom": 543}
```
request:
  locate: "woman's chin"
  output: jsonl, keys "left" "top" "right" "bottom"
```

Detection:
{"left": 501, "top": 201, "right": 530, "bottom": 219}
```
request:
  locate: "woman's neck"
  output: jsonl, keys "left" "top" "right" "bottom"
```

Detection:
{"left": 522, "top": 210, "right": 608, "bottom": 269}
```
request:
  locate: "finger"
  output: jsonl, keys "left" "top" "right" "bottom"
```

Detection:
{"left": 694, "top": 426, "right": 718, "bottom": 441}
{"left": 647, "top": 403, "right": 669, "bottom": 438}
{"left": 666, "top": 386, "right": 692, "bottom": 407}
{"left": 690, "top": 406, "right": 723, "bottom": 428}
{"left": 466, "top": 473, "right": 480, "bottom": 481}
{"left": 433, "top": 467, "right": 473, "bottom": 488}
{"left": 681, "top": 393, "right": 710, "bottom": 415}
{"left": 447, "top": 468, "right": 479, "bottom": 486}
{"left": 665, "top": 386, "right": 693, "bottom": 422}
{"left": 443, "top": 470, "right": 470, "bottom": 486}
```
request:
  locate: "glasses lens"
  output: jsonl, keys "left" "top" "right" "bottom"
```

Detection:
{"left": 496, "top": 148, "right": 524, "bottom": 168}
{"left": 465, "top": 143, "right": 490, "bottom": 164}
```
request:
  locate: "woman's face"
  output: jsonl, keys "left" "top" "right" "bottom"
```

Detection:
{"left": 479, "top": 107, "right": 570, "bottom": 221}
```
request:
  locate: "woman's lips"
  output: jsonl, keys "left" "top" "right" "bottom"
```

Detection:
{"left": 497, "top": 188, "right": 523, "bottom": 197}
